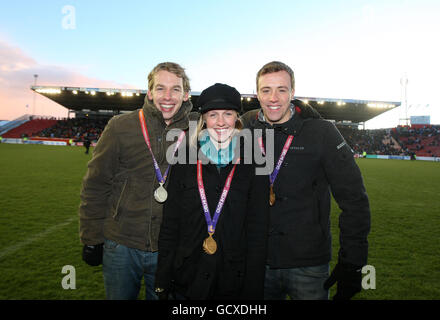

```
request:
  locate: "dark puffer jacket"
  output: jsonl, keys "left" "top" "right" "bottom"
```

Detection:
{"left": 241, "top": 100, "right": 370, "bottom": 268}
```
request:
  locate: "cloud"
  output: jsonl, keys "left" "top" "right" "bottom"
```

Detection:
{"left": 0, "top": 42, "right": 37, "bottom": 72}
{"left": 0, "top": 40, "right": 134, "bottom": 120}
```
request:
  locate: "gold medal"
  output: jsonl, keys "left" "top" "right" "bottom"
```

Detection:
{"left": 154, "top": 183, "right": 168, "bottom": 203}
{"left": 203, "top": 232, "right": 217, "bottom": 255}
{"left": 269, "top": 185, "right": 275, "bottom": 206}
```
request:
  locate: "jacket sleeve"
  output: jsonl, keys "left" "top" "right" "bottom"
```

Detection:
{"left": 240, "top": 167, "right": 270, "bottom": 299}
{"left": 79, "top": 117, "right": 120, "bottom": 245}
{"left": 155, "top": 164, "right": 182, "bottom": 291}
{"left": 321, "top": 122, "right": 371, "bottom": 266}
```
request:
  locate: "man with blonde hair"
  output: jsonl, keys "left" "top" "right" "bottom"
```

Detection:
{"left": 79, "top": 62, "right": 193, "bottom": 299}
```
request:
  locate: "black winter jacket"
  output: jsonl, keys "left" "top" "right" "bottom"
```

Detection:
{"left": 155, "top": 140, "right": 270, "bottom": 299}
{"left": 241, "top": 100, "right": 370, "bottom": 268}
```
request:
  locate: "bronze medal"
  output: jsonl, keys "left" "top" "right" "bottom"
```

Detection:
{"left": 269, "top": 185, "right": 275, "bottom": 206}
{"left": 203, "top": 232, "right": 217, "bottom": 255}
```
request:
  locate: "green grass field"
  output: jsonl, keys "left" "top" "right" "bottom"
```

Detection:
{"left": 0, "top": 143, "right": 439, "bottom": 300}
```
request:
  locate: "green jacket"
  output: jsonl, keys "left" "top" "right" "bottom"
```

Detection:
{"left": 79, "top": 96, "right": 193, "bottom": 251}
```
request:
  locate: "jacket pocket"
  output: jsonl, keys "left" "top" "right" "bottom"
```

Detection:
{"left": 103, "top": 238, "right": 120, "bottom": 251}
{"left": 312, "top": 180, "right": 330, "bottom": 238}
{"left": 111, "top": 178, "right": 128, "bottom": 220}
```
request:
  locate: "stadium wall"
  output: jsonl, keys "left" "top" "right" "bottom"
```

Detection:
{"left": 364, "top": 154, "right": 440, "bottom": 162}
{"left": 1, "top": 138, "right": 67, "bottom": 146}
{"left": 1, "top": 137, "right": 98, "bottom": 147}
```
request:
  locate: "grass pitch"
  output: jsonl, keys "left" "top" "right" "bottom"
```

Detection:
{"left": 0, "top": 143, "right": 439, "bottom": 299}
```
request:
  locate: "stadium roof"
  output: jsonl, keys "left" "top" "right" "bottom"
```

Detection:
{"left": 31, "top": 85, "right": 400, "bottom": 123}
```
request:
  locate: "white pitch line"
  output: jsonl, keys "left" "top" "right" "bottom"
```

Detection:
{"left": 0, "top": 217, "right": 75, "bottom": 260}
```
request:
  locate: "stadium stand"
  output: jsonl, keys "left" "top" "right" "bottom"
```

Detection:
{"left": 339, "top": 127, "right": 406, "bottom": 156}
{"left": 391, "top": 125, "right": 440, "bottom": 157}
{"left": 2, "top": 118, "right": 58, "bottom": 138}
{"left": 21, "top": 116, "right": 437, "bottom": 157}
{"left": 337, "top": 125, "right": 439, "bottom": 157}
{"left": 3, "top": 115, "right": 438, "bottom": 158}
{"left": 0, "top": 119, "right": 29, "bottom": 135}
{"left": 34, "top": 117, "right": 107, "bottom": 142}
{"left": 5, "top": 85, "right": 435, "bottom": 158}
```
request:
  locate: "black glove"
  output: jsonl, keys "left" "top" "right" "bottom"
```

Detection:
{"left": 323, "top": 262, "right": 362, "bottom": 300}
{"left": 82, "top": 243, "right": 104, "bottom": 266}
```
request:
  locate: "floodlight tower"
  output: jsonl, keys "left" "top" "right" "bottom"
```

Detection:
{"left": 33, "top": 74, "right": 38, "bottom": 116}
{"left": 400, "top": 74, "right": 408, "bottom": 126}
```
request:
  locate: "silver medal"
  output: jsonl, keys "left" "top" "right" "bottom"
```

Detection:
{"left": 154, "top": 183, "right": 168, "bottom": 203}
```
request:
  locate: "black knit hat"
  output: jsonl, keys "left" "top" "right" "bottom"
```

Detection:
{"left": 197, "top": 83, "right": 242, "bottom": 114}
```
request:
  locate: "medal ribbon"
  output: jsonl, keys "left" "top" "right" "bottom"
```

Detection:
{"left": 139, "top": 109, "right": 186, "bottom": 184}
{"left": 197, "top": 158, "right": 240, "bottom": 234}
{"left": 258, "top": 135, "right": 294, "bottom": 186}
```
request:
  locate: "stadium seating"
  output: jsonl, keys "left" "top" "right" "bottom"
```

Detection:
{"left": 33, "top": 117, "right": 108, "bottom": 142}
{"left": 3, "top": 115, "right": 439, "bottom": 158}
{"left": 338, "top": 127, "right": 405, "bottom": 156}
{"left": 2, "top": 119, "right": 58, "bottom": 138}
{"left": 390, "top": 125, "right": 440, "bottom": 157}
{"left": 0, "top": 119, "right": 28, "bottom": 135}
{"left": 337, "top": 125, "right": 440, "bottom": 157}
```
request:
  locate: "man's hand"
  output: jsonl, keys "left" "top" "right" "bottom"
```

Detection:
{"left": 324, "top": 262, "right": 362, "bottom": 300}
{"left": 82, "top": 243, "right": 104, "bottom": 266}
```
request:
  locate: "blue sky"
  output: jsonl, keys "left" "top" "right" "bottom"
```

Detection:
{"left": 1, "top": 0, "right": 439, "bottom": 127}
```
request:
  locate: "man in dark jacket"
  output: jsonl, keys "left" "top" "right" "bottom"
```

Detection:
{"left": 79, "top": 62, "right": 193, "bottom": 299}
{"left": 241, "top": 61, "right": 370, "bottom": 300}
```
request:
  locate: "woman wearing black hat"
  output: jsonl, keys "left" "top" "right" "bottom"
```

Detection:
{"left": 154, "top": 83, "right": 269, "bottom": 300}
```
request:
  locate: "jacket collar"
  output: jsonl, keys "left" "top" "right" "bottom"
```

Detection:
{"left": 195, "top": 132, "right": 245, "bottom": 168}
{"left": 141, "top": 95, "right": 193, "bottom": 130}
{"left": 256, "top": 104, "right": 303, "bottom": 136}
